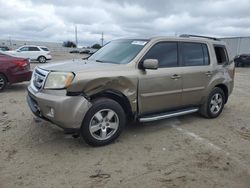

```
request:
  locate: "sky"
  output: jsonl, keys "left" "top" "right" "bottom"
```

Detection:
{"left": 0, "top": 0, "right": 250, "bottom": 46}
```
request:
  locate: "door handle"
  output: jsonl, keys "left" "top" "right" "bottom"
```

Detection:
{"left": 205, "top": 71, "right": 212, "bottom": 76}
{"left": 171, "top": 74, "right": 181, "bottom": 79}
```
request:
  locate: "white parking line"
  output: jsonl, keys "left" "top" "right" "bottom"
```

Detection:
{"left": 170, "top": 121, "right": 250, "bottom": 174}
{"left": 172, "top": 124, "right": 227, "bottom": 153}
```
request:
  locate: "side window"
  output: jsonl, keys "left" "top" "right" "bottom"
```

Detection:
{"left": 214, "top": 46, "right": 228, "bottom": 65}
{"left": 19, "top": 47, "right": 29, "bottom": 51}
{"left": 143, "top": 42, "right": 178, "bottom": 68}
{"left": 182, "top": 42, "right": 209, "bottom": 66}
{"left": 29, "top": 47, "right": 40, "bottom": 51}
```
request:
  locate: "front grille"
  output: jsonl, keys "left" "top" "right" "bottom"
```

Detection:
{"left": 32, "top": 68, "right": 49, "bottom": 90}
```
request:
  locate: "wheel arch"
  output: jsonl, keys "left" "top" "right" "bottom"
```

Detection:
{"left": 0, "top": 72, "right": 8, "bottom": 82}
{"left": 37, "top": 55, "right": 46, "bottom": 60}
{"left": 214, "top": 84, "right": 229, "bottom": 103}
{"left": 89, "top": 89, "right": 134, "bottom": 120}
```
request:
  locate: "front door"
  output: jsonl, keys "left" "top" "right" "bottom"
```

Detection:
{"left": 138, "top": 42, "right": 182, "bottom": 115}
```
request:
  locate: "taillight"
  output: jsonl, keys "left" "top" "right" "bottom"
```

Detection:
{"left": 13, "top": 59, "right": 28, "bottom": 69}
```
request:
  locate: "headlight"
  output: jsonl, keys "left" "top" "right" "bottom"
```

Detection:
{"left": 44, "top": 72, "right": 74, "bottom": 89}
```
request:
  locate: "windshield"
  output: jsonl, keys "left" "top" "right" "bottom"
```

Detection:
{"left": 88, "top": 39, "right": 148, "bottom": 64}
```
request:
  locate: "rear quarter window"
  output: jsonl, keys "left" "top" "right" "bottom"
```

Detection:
{"left": 41, "top": 47, "right": 49, "bottom": 51}
{"left": 214, "top": 46, "right": 228, "bottom": 65}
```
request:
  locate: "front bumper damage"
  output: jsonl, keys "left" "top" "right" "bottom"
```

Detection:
{"left": 27, "top": 85, "right": 92, "bottom": 130}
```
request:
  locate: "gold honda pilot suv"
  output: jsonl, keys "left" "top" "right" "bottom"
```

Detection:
{"left": 27, "top": 35, "right": 235, "bottom": 146}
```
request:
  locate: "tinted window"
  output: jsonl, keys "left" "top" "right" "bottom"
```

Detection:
{"left": 20, "top": 47, "right": 29, "bottom": 51}
{"left": 182, "top": 43, "right": 210, "bottom": 66}
{"left": 143, "top": 42, "right": 178, "bottom": 68}
{"left": 214, "top": 46, "right": 228, "bottom": 64}
{"left": 29, "top": 47, "right": 40, "bottom": 51}
{"left": 41, "top": 47, "right": 49, "bottom": 51}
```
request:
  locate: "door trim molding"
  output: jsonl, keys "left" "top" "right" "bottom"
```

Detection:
{"left": 141, "top": 89, "right": 182, "bottom": 97}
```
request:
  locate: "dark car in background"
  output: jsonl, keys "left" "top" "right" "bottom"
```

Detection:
{"left": 0, "top": 52, "right": 32, "bottom": 91}
{"left": 0, "top": 46, "right": 11, "bottom": 51}
{"left": 234, "top": 54, "right": 250, "bottom": 67}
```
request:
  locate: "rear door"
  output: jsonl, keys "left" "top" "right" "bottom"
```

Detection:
{"left": 180, "top": 42, "right": 213, "bottom": 106}
{"left": 138, "top": 41, "right": 182, "bottom": 114}
{"left": 28, "top": 47, "right": 41, "bottom": 60}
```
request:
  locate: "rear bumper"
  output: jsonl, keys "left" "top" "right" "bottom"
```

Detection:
{"left": 9, "top": 70, "right": 32, "bottom": 84}
{"left": 46, "top": 55, "right": 52, "bottom": 60}
{"left": 27, "top": 86, "right": 92, "bottom": 129}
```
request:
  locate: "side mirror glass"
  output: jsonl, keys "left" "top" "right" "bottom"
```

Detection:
{"left": 142, "top": 59, "right": 159, "bottom": 70}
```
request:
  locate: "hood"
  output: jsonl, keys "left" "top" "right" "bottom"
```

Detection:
{"left": 39, "top": 59, "right": 122, "bottom": 73}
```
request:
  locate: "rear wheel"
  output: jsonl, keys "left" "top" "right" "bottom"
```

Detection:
{"left": 200, "top": 87, "right": 225, "bottom": 118}
{"left": 38, "top": 56, "right": 47, "bottom": 63}
{"left": 0, "top": 74, "right": 7, "bottom": 92}
{"left": 80, "top": 98, "right": 126, "bottom": 146}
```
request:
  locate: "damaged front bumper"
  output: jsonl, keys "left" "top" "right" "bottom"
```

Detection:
{"left": 27, "top": 85, "right": 92, "bottom": 130}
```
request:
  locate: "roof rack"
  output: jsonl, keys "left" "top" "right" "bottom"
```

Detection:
{"left": 179, "top": 34, "right": 220, "bottom": 41}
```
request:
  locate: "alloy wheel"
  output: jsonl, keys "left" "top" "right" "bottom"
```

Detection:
{"left": 209, "top": 93, "right": 223, "bottom": 114}
{"left": 39, "top": 56, "right": 46, "bottom": 63}
{"left": 89, "top": 109, "right": 119, "bottom": 141}
{"left": 0, "top": 77, "right": 5, "bottom": 90}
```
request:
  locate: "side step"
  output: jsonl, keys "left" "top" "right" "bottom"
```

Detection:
{"left": 139, "top": 107, "right": 199, "bottom": 123}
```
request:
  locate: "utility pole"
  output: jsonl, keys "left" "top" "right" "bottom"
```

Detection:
{"left": 75, "top": 25, "right": 78, "bottom": 47}
{"left": 101, "top": 32, "right": 104, "bottom": 46}
{"left": 9, "top": 36, "right": 12, "bottom": 48}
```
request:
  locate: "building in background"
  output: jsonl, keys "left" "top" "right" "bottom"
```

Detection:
{"left": 221, "top": 37, "right": 250, "bottom": 58}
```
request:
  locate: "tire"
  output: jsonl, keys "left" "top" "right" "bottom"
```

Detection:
{"left": 0, "top": 74, "right": 7, "bottom": 92}
{"left": 80, "top": 98, "right": 126, "bottom": 146}
{"left": 199, "top": 87, "right": 225, "bottom": 118}
{"left": 38, "top": 56, "right": 47, "bottom": 63}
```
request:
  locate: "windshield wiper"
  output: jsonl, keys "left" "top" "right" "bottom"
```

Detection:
{"left": 95, "top": 59, "right": 118, "bottom": 64}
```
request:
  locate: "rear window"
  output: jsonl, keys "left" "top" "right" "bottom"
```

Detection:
{"left": 41, "top": 47, "right": 49, "bottom": 51}
{"left": 214, "top": 46, "right": 228, "bottom": 64}
{"left": 181, "top": 42, "right": 210, "bottom": 66}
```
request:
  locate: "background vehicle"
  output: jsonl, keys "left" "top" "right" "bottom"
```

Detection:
{"left": 0, "top": 52, "right": 32, "bottom": 91}
{"left": 69, "top": 50, "right": 80, "bottom": 54}
{"left": 27, "top": 35, "right": 235, "bottom": 146}
{"left": 7, "top": 45, "right": 52, "bottom": 63}
{"left": 234, "top": 54, "right": 250, "bottom": 67}
{"left": 0, "top": 46, "right": 10, "bottom": 51}
{"left": 88, "top": 48, "right": 98, "bottom": 55}
{"left": 79, "top": 49, "right": 90, "bottom": 54}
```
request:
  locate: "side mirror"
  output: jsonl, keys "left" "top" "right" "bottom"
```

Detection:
{"left": 16, "top": 50, "right": 21, "bottom": 52}
{"left": 142, "top": 59, "right": 159, "bottom": 70}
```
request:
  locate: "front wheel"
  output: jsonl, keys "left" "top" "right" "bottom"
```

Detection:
{"left": 80, "top": 98, "right": 126, "bottom": 146}
{"left": 200, "top": 87, "right": 225, "bottom": 118}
